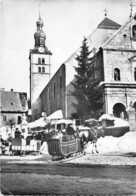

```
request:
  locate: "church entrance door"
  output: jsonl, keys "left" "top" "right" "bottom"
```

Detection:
{"left": 113, "top": 103, "right": 127, "bottom": 119}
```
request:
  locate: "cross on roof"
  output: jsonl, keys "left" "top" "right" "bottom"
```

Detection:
{"left": 39, "top": 3, "right": 41, "bottom": 18}
{"left": 130, "top": 2, "right": 135, "bottom": 18}
{"left": 104, "top": 9, "right": 108, "bottom": 17}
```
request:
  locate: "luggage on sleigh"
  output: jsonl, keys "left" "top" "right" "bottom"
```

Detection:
{"left": 11, "top": 138, "right": 41, "bottom": 155}
{"left": 47, "top": 135, "right": 83, "bottom": 160}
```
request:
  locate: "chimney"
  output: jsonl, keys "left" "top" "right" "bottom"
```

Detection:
{"left": 0, "top": 88, "right": 5, "bottom": 91}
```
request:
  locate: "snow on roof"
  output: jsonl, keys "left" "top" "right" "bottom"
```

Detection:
{"left": 114, "top": 117, "right": 129, "bottom": 127}
{"left": 99, "top": 114, "right": 115, "bottom": 121}
{"left": 46, "top": 110, "right": 63, "bottom": 120}
{"left": 28, "top": 117, "right": 47, "bottom": 128}
{"left": 55, "top": 119, "right": 73, "bottom": 125}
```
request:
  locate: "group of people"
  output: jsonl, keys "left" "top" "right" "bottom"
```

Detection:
{"left": 0, "top": 127, "right": 27, "bottom": 155}
{"left": 53, "top": 123, "right": 79, "bottom": 141}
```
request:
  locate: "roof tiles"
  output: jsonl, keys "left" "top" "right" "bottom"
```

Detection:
{"left": 0, "top": 90, "right": 27, "bottom": 112}
{"left": 98, "top": 17, "right": 121, "bottom": 29}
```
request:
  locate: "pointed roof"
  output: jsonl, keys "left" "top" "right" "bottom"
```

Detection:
{"left": 64, "top": 17, "right": 121, "bottom": 64}
{"left": 98, "top": 17, "right": 121, "bottom": 30}
{"left": 0, "top": 90, "right": 28, "bottom": 112}
{"left": 102, "top": 15, "right": 134, "bottom": 48}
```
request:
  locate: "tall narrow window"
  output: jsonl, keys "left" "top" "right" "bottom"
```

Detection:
{"left": 42, "top": 58, "right": 45, "bottom": 64}
{"left": 114, "top": 68, "right": 120, "bottom": 81}
{"left": 42, "top": 67, "right": 45, "bottom": 73}
{"left": 49, "top": 86, "right": 51, "bottom": 99}
{"left": 54, "top": 83, "right": 56, "bottom": 99}
{"left": 132, "top": 25, "right": 136, "bottom": 39}
{"left": 60, "top": 75, "right": 62, "bottom": 88}
{"left": 38, "top": 58, "right": 41, "bottom": 64}
{"left": 18, "top": 116, "right": 21, "bottom": 124}
{"left": 38, "top": 67, "right": 41, "bottom": 73}
{"left": 3, "top": 116, "right": 7, "bottom": 121}
{"left": 134, "top": 67, "right": 136, "bottom": 81}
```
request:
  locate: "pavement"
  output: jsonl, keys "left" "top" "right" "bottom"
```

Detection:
{"left": 0, "top": 152, "right": 51, "bottom": 163}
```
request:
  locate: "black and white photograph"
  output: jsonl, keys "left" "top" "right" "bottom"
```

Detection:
{"left": 1, "top": 0, "right": 136, "bottom": 195}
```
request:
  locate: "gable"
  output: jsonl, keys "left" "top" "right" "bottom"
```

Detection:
{"left": 103, "top": 16, "right": 136, "bottom": 50}
{"left": 1, "top": 90, "right": 28, "bottom": 112}
{"left": 98, "top": 17, "right": 121, "bottom": 30}
{"left": 64, "top": 18, "right": 119, "bottom": 86}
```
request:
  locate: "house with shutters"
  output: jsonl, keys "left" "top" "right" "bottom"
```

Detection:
{"left": 0, "top": 89, "right": 28, "bottom": 127}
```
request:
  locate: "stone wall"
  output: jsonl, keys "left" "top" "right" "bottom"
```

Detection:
{"left": 104, "top": 50, "right": 136, "bottom": 83}
{"left": 40, "top": 64, "right": 66, "bottom": 118}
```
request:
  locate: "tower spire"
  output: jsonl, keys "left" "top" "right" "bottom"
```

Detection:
{"left": 39, "top": 3, "right": 41, "bottom": 19}
{"left": 34, "top": 5, "right": 46, "bottom": 49}
{"left": 104, "top": 9, "right": 108, "bottom": 17}
{"left": 130, "top": 2, "right": 135, "bottom": 18}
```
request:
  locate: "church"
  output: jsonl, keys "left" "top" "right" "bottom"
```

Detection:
{"left": 29, "top": 12, "right": 136, "bottom": 121}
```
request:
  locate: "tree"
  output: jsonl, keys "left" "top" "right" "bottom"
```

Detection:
{"left": 87, "top": 79, "right": 103, "bottom": 118}
{"left": 7, "top": 118, "right": 16, "bottom": 129}
{"left": 71, "top": 37, "right": 91, "bottom": 120}
{"left": 71, "top": 37, "right": 103, "bottom": 121}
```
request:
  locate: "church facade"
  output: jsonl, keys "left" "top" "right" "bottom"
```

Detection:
{"left": 100, "top": 15, "right": 136, "bottom": 118}
{"left": 30, "top": 14, "right": 136, "bottom": 120}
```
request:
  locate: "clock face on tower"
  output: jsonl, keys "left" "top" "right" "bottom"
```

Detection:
{"left": 38, "top": 47, "right": 44, "bottom": 53}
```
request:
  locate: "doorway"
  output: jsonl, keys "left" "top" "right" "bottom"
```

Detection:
{"left": 113, "top": 103, "right": 127, "bottom": 119}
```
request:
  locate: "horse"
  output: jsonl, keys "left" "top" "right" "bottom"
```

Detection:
{"left": 79, "top": 126, "right": 104, "bottom": 154}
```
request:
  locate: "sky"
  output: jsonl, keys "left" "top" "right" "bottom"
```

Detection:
{"left": 0, "top": 0, "right": 134, "bottom": 98}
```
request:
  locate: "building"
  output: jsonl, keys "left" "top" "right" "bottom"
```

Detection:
{"left": 0, "top": 89, "right": 28, "bottom": 127}
{"left": 29, "top": 13, "right": 52, "bottom": 120}
{"left": 31, "top": 14, "right": 136, "bottom": 120}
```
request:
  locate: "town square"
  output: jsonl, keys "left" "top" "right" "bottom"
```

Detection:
{"left": 1, "top": 0, "right": 136, "bottom": 195}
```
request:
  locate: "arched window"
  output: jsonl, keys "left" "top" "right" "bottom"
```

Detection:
{"left": 38, "top": 67, "right": 41, "bottom": 73}
{"left": 134, "top": 67, "right": 136, "bottom": 81}
{"left": 132, "top": 25, "right": 136, "bottom": 39}
{"left": 38, "top": 58, "right": 41, "bottom": 64}
{"left": 42, "top": 67, "right": 45, "bottom": 73}
{"left": 114, "top": 68, "right": 120, "bottom": 81}
{"left": 42, "top": 58, "right": 45, "bottom": 64}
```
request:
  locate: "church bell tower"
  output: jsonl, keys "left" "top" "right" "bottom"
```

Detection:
{"left": 29, "top": 13, "right": 52, "bottom": 107}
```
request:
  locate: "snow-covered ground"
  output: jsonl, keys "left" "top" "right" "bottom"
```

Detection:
{"left": 68, "top": 131, "right": 136, "bottom": 165}
{"left": 85, "top": 131, "right": 136, "bottom": 154}
{"left": 40, "top": 131, "right": 136, "bottom": 156}
{"left": 1, "top": 131, "right": 136, "bottom": 165}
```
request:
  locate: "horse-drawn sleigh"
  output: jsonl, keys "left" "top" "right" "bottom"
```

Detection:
{"left": 47, "top": 135, "right": 84, "bottom": 160}
{"left": 47, "top": 118, "right": 105, "bottom": 160}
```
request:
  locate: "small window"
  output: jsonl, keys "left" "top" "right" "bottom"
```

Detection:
{"left": 18, "top": 116, "right": 21, "bottom": 124}
{"left": 60, "top": 75, "right": 63, "bottom": 88}
{"left": 40, "top": 38, "right": 44, "bottom": 45}
{"left": 42, "top": 67, "right": 45, "bottom": 73}
{"left": 42, "top": 58, "right": 45, "bottom": 64}
{"left": 49, "top": 87, "right": 51, "bottom": 99}
{"left": 38, "top": 58, "right": 41, "bottom": 64}
{"left": 114, "top": 68, "right": 120, "bottom": 81}
{"left": 38, "top": 67, "right": 41, "bottom": 73}
{"left": 134, "top": 67, "right": 136, "bottom": 81}
{"left": 132, "top": 25, "right": 136, "bottom": 39}
{"left": 3, "top": 116, "right": 7, "bottom": 121}
{"left": 54, "top": 83, "right": 56, "bottom": 99}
